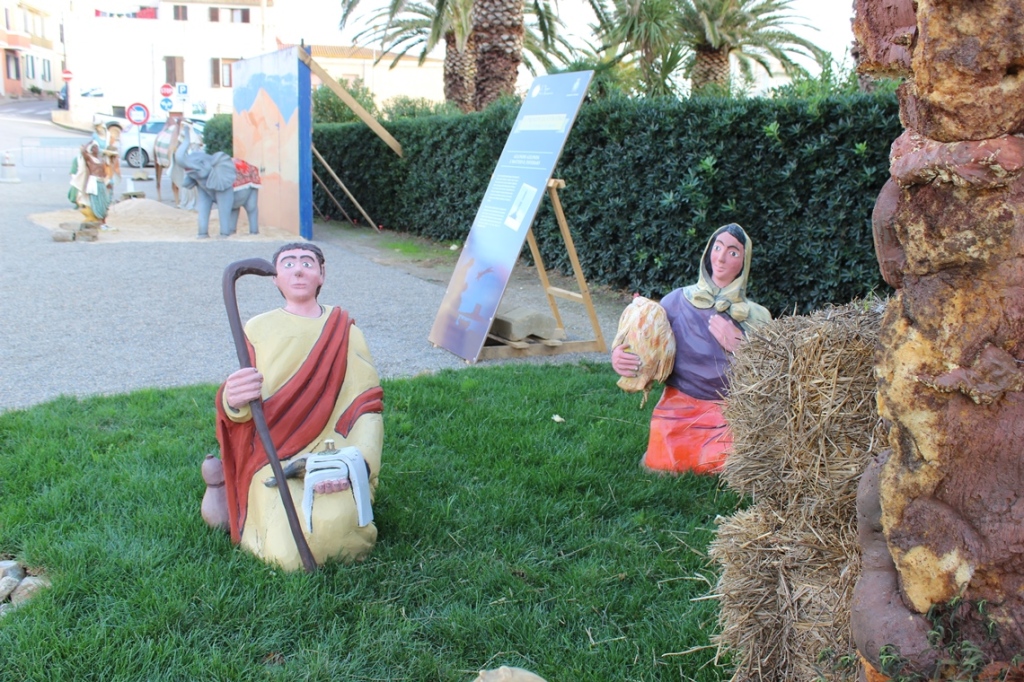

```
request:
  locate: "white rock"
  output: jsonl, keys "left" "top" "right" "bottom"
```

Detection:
{"left": 0, "top": 560, "right": 25, "bottom": 581}
{"left": 10, "top": 576, "right": 51, "bottom": 606}
{"left": 0, "top": 575, "right": 19, "bottom": 601}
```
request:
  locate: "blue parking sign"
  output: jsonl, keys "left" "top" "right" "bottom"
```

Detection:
{"left": 176, "top": 84, "right": 188, "bottom": 96}
{"left": 160, "top": 97, "right": 174, "bottom": 111}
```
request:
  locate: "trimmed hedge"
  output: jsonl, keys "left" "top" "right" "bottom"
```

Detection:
{"left": 315, "top": 95, "right": 899, "bottom": 315}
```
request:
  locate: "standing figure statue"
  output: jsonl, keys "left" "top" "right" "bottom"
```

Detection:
{"left": 203, "top": 243, "right": 384, "bottom": 571}
{"left": 174, "top": 123, "right": 260, "bottom": 238}
{"left": 611, "top": 223, "right": 771, "bottom": 474}
{"left": 68, "top": 122, "right": 118, "bottom": 228}
{"left": 153, "top": 114, "right": 183, "bottom": 205}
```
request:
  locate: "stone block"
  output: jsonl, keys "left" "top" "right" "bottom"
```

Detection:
{"left": 10, "top": 576, "right": 50, "bottom": 606}
{"left": 77, "top": 226, "right": 99, "bottom": 242}
{"left": 491, "top": 306, "right": 559, "bottom": 341}
{"left": 903, "top": 0, "right": 1024, "bottom": 140}
{"left": 121, "top": 191, "right": 145, "bottom": 200}
{"left": 0, "top": 560, "right": 25, "bottom": 581}
{"left": 852, "top": 0, "right": 915, "bottom": 77}
{"left": 0, "top": 575, "right": 19, "bottom": 601}
{"left": 53, "top": 229, "right": 75, "bottom": 242}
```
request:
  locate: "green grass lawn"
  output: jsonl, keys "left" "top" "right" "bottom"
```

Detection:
{"left": 0, "top": 362, "right": 739, "bottom": 681}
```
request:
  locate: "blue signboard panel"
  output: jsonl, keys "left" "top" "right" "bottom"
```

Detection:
{"left": 428, "top": 71, "right": 594, "bottom": 361}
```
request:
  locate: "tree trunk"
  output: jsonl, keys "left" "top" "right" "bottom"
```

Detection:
{"left": 691, "top": 46, "right": 730, "bottom": 92}
{"left": 471, "top": 0, "right": 524, "bottom": 111}
{"left": 444, "top": 31, "right": 476, "bottom": 114}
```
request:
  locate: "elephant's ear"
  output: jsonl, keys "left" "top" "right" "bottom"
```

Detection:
{"left": 206, "top": 152, "right": 237, "bottom": 192}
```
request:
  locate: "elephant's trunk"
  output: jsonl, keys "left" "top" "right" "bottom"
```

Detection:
{"left": 174, "top": 125, "right": 192, "bottom": 169}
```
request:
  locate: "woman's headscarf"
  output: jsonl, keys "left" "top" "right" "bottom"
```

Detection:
{"left": 683, "top": 223, "right": 771, "bottom": 330}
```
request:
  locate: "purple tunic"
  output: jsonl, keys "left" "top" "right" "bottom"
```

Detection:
{"left": 661, "top": 288, "right": 743, "bottom": 401}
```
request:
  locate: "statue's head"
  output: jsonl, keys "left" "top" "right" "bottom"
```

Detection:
{"left": 701, "top": 223, "right": 749, "bottom": 288}
{"left": 272, "top": 242, "right": 326, "bottom": 299}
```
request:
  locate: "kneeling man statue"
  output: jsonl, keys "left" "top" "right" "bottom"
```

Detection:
{"left": 203, "top": 242, "right": 383, "bottom": 572}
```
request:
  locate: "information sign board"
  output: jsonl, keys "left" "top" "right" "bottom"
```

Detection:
{"left": 428, "top": 71, "right": 594, "bottom": 361}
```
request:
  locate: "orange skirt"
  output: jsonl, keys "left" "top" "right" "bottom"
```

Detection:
{"left": 641, "top": 386, "right": 731, "bottom": 474}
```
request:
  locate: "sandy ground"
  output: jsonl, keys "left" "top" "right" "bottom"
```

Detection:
{"left": 29, "top": 198, "right": 298, "bottom": 243}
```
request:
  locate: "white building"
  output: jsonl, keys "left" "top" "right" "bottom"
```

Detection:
{"left": 1, "top": 0, "right": 64, "bottom": 98}
{"left": 62, "top": 0, "right": 276, "bottom": 123}
{"left": 57, "top": 0, "right": 444, "bottom": 128}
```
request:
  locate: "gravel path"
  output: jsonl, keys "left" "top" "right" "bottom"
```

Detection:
{"left": 0, "top": 177, "right": 629, "bottom": 413}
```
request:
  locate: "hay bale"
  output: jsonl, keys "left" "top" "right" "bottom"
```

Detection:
{"left": 721, "top": 300, "right": 886, "bottom": 505}
{"left": 710, "top": 300, "right": 887, "bottom": 682}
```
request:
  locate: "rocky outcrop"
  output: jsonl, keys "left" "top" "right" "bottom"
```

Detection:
{"left": 0, "top": 560, "right": 50, "bottom": 618}
{"left": 854, "top": 0, "right": 1024, "bottom": 676}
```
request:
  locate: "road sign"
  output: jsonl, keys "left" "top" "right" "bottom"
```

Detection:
{"left": 159, "top": 83, "right": 174, "bottom": 97}
{"left": 126, "top": 102, "right": 150, "bottom": 125}
{"left": 176, "top": 83, "right": 188, "bottom": 96}
{"left": 61, "top": 69, "right": 73, "bottom": 82}
{"left": 159, "top": 98, "right": 174, "bottom": 112}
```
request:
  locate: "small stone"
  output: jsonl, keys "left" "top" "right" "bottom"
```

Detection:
{"left": 0, "top": 560, "right": 25, "bottom": 581}
{"left": 76, "top": 226, "right": 99, "bottom": 242}
{"left": 0, "top": 603, "right": 10, "bottom": 618}
{"left": 10, "top": 576, "right": 50, "bottom": 606}
{"left": 53, "top": 229, "right": 75, "bottom": 242}
{"left": 0, "top": 575, "right": 19, "bottom": 601}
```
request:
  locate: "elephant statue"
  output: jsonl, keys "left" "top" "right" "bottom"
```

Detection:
{"left": 174, "top": 125, "right": 260, "bottom": 238}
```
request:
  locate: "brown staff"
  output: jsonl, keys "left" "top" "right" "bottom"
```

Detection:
{"left": 222, "top": 257, "right": 317, "bottom": 574}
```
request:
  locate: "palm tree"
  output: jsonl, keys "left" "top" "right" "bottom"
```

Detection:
{"left": 587, "top": 0, "right": 824, "bottom": 94}
{"left": 470, "top": 0, "right": 525, "bottom": 109}
{"left": 353, "top": 0, "right": 477, "bottom": 112}
{"left": 350, "top": 0, "right": 572, "bottom": 112}
{"left": 680, "top": 0, "right": 823, "bottom": 91}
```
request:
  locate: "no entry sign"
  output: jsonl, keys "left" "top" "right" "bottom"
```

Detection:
{"left": 61, "top": 69, "right": 73, "bottom": 82}
{"left": 126, "top": 102, "right": 150, "bottom": 125}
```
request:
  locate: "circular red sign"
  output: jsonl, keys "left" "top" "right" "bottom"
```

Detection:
{"left": 126, "top": 102, "right": 150, "bottom": 125}
{"left": 61, "top": 69, "right": 73, "bottom": 82}
{"left": 159, "top": 83, "right": 174, "bottom": 97}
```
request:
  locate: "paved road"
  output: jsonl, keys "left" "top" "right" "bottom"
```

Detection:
{"left": 0, "top": 131, "right": 626, "bottom": 413}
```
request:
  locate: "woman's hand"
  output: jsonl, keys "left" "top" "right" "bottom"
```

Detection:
{"left": 709, "top": 315, "right": 744, "bottom": 353}
{"left": 611, "top": 344, "right": 642, "bottom": 378}
{"left": 224, "top": 366, "right": 264, "bottom": 410}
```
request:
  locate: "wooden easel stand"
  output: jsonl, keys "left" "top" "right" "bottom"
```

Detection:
{"left": 477, "top": 179, "right": 607, "bottom": 360}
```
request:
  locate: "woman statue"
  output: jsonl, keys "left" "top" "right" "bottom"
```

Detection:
{"left": 611, "top": 223, "right": 771, "bottom": 474}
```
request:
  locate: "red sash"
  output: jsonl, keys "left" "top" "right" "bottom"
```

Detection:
{"left": 215, "top": 308, "right": 382, "bottom": 543}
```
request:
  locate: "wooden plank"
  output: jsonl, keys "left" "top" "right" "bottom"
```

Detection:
{"left": 312, "top": 169, "right": 355, "bottom": 224}
{"left": 547, "top": 286, "right": 584, "bottom": 303}
{"left": 311, "top": 145, "right": 380, "bottom": 232}
{"left": 546, "top": 178, "right": 607, "bottom": 353}
{"left": 486, "top": 333, "right": 530, "bottom": 349}
{"left": 298, "top": 50, "right": 403, "bottom": 158}
{"left": 477, "top": 339, "right": 605, "bottom": 360}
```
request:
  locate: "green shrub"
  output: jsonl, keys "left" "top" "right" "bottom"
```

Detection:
{"left": 313, "top": 77, "right": 378, "bottom": 124}
{"left": 381, "top": 96, "right": 462, "bottom": 121}
{"left": 211, "top": 92, "right": 902, "bottom": 314}
{"left": 201, "top": 113, "right": 232, "bottom": 155}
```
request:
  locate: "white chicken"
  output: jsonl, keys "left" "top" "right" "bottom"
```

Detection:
{"left": 612, "top": 295, "right": 676, "bottom": 407}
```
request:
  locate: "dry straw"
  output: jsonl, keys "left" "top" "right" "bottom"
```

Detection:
{"left": 710, "top": 299, "right": 887, "bottom": 682}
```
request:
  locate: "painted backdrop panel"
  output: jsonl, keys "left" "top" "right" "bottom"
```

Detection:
{"left": 233, "top": 47, "right": 313, "bottom": 238}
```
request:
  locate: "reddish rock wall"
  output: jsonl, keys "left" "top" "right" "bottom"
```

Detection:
{"left": 853, "top": 0, "right": 1024, "bottom": 676}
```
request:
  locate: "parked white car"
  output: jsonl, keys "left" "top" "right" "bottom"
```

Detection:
{"left": 91, "top": 113, "right": 205, "bottom": 168}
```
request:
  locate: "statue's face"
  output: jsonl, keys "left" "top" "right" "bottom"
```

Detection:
{"left": 273, "top": 248, "right": 324, "bottom": 304}
{"left": 709, "top": 232, "right": 744, "bottom": 288}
